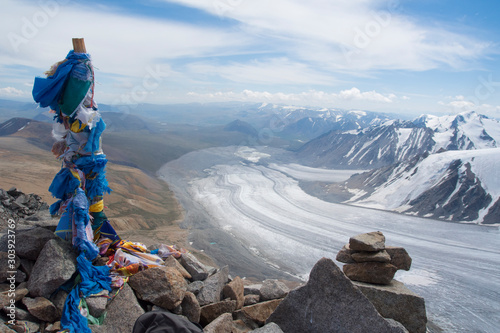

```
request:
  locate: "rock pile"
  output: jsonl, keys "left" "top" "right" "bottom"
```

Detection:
{"left": 0, "top": 221, "right": 292, "bottom": 332}
{"left": 0, "top": 188, "right": 49, "bottom": 225}
{"left": 0, "top": 193, "right": 428, "bottom": 333}
{"left": 335, "top": 231, "right": 427, "bottom": 333}
{"left": 336, "top": 231, "right": 412, "bottom": 285}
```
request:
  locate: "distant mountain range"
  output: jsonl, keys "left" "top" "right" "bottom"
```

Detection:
{"left": 297, "top": 111, "right": 500, "bottom": 169}
{"left": 297, "top": 111, "right": 500, "bottom": 225}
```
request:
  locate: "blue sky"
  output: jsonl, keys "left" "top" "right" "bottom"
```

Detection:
{"left": 1, "top": 0, "right": 499, "bottom": 118}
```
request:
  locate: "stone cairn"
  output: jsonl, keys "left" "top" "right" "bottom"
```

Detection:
{"left": 336, "top": 231, "right": 412, "bottom": 285}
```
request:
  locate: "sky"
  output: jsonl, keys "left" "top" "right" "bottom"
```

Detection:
{"left": 1, "top": 0, "right": 500, "bottom": 118}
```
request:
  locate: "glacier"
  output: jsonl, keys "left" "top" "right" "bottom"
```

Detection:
{"left": 159, "top": 146, "right": 500, "bottom": 333}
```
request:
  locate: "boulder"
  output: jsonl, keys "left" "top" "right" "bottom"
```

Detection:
{"left": 196, "top": 266, "right": 229, "bottom": 306}
{"left": 244, "top": 294, "right": 260, "bottom": 306}
{"left": 250, "top": 322, "right": 284, "bottom": 333}
{"left": 203, "top": 312, "right": 233, "bottom": 333}
{"left": 343, "top": 262, "right": 397, "bottom": 285}
{"left": 181, "top": 291, "right": 201, "bottom": 323}
{"left": 22, "top": 296, "right": 58, "bottom": 322}
{"left": 15, "top": 227, "right": 57, "bottom": 261}
{"left": 386, "top": 246, "right": 412, "bottom": 271}
{"left": 200, "top": 299, "right": 237, "bottom": 326}
{"left": 352, "top": 250, "right": 391, "bottom": 263}
{"left": 180, "top": 253, "right": 209, "bottom": 281}
{"left": 27, "top": 238, "right": 77, "bottom": 298}
{"left": 85, "top": 291, "right": 109, "bottom": 318}
{"left": 349, "top": 231, "right": 386, "bottom": 252}
{"left": 164, "top": 255, "right": 192, "bottom": 279}
{"left": 354, "top": 280, "right": 427, "bottom": 333}
{"left": 223, "top": 276, "right": 245, "bottom": 309}
{"left": 259, "top": 279, "right": 289, "bottom": 301}
{"left": 129, "top": 267, "right": 187, "bottom": 310}
{"left": 92, "top": 283, "right": 145, "bottom": 333}
{"left": 267, "top": 257, "right": 407, "bottom": 333}
{"left": 335, "top": 244, "right": 356, "bottom": 263}
{"left": 235, "top": 299, "right": 281, "bottom": 328}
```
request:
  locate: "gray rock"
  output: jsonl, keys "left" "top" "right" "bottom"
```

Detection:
{"left": 244, "top": 294, "right": 260, "bottom": 306}
{"left": 386, "top": 246, "right": 412, "bottom": 271}
{"left": 129, "top": 266, "right": 187, "bottom": 310}
{"left": 200, "top": 299, "right": 236, "bottom": 326}
{"left": 244, "top": 284, "right": 262, "bottom": 296}
{"left": 223, "top": 276, "right": 245, "bottom": 309}
{"left": 22, "top": 296, "right": 58, "bottom": 322}
{"left": 267, "top": 257, "right": 407, "bottom": 333}
{"left": 164, "top": 255, "right": 192, "bottom": 279}
{"left": 343, "top": 262, "right": 397, "bottom": 285}
{"left": 15, "top": 227, "right": 57, "bottom": 261}
{"left": 85, "top": 291, "right": 109, "bottom": 318}
{"left": 181, "top": 291, "right": 201, "bottom": 323}
{"left": 235, "top": 299, "right": 281, "bottom": 328}
{"left": 335, "top": 244, "right": 356, "bottom": 263}
{"left": 350, "top": 231, "right": 386, "bottom": 252}
{"left": 27, "top": 238, "right": 77, "bottom": 298}
{"left": 259, "top": 279, "right": 289, "bottom": 301}
{"left": 354, "top": 280, "right": 427, "bottom": 333}
{"left": 50, "top": 290, "right": 68, "bottom": 318}
{"left": 187, "top": 280, "right": 204, "bottom": 295}
{"left": 180, "top": 253, "right": 209, "bottom": 281}
{"left": 202, "top": 312, "right": 233, "bottom": 333}
{"left": 250, "top": 322, "right": 284, "bottom": 333}
{"left": 19, "top": 259, "right": 35, "bottom": 279}
{"left": 96, "top": 283, "right": 145, "bottom": 332}
{"left": 352, "top": 250, "right": 391, "bottom": 263}
{"left": 196, "top": 266, "right": 229, "bottom": 306}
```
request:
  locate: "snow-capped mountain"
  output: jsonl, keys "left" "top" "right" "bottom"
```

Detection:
{"left": 343, "top": 148, "right": 500, "bottom": 225}
{"left": 278, "top": 109, "right": 391, "bottom": 141}
{"left": 297, "top": 111, "right": 500, "bottom": 169}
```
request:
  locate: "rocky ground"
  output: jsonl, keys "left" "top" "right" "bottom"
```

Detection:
{"left": 0, "top": 190, "right": 429, "bottom": 332}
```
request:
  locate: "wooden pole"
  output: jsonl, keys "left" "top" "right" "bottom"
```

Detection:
{"left": 72, "top": 38, "right": 87, "bottom": 53}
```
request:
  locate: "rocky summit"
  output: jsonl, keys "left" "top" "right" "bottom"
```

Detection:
{"left": 0, "top": 189, "right": 428, "bottom": 332}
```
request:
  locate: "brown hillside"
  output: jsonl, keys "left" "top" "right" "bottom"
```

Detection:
{"left": 0, "top": 135, "right": 187, "bottom": 248}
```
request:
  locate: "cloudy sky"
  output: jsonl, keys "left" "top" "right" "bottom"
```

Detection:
{"left": 1, "top": 0, "right": 499, "bottom": 117}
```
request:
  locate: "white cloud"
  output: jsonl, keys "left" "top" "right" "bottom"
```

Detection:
{"left": 187, "top": 88, "right": 398, "bottom": 108}
{"left": 165, "top": 0, "right": 492, "bottom": 71}
{"left": 1, "top": 0, "right": 250, "bottom": 78}
{"left": 185, "top": 58, "right": 336, "bottom": 85}
{"left": 439, "top": 97, "right": 500, "bottom": 118}
{"left": 0, "top": 86, "right": 25, "bottom": 97}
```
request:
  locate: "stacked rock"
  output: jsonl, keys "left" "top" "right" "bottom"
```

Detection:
{"left": 336, "top": 231, "right": 412, "bottom": 285}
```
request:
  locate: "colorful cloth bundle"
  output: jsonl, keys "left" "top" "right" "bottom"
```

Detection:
{"left": 33, "top": 49, "right": 110, "bottom": 254}
{"left": 32, "top": 47, "right": 112, "bottom": 333}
